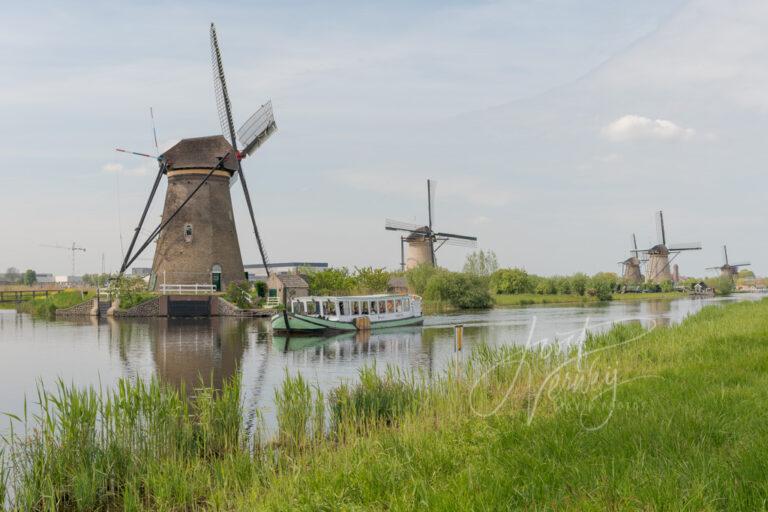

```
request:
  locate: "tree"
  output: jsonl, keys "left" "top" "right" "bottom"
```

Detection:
{"left": 354, "top": 267, "right": 391, "bottom": 294}
{"left": 738, "top": 269, "right": 755, "bottom": 278}
{"left": 570, "top": 273, "right": 588, "bottom": 296}
{"left": 405, "top": 264, "right": 440, "bottom": 296}
{"left": 5, "top": 267, "right": 20, "bottom": 283}
{"left": 303, "top": 268, "right": 356, "bottom": 296}
{"left": 463, "top": 250, "right": 499, "bottom": 277}
{"left": 22, "top": 269, "right": 37, "bottom": 285}
{"left": 424, "top": 271, "right": 492, "bottom": 309}
{"left": 490, "top": 268, "right": 533, "bottom": 294}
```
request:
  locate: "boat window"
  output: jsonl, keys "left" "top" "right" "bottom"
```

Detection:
{"left": 325, "top": 300, "right": 337, "bottom": 316}
{"left": 339, "top": 301, "right": 346, "bottom": 315}
{"left": 352, "top": 301, "right": 360, "bottom": 315}
{"left": 386, "top": 300, "right": 394, "bottom": 313}
{"left": 315, "top": 301, "right": 321, "bottom": 315}
{"left": 395, "top": 299, "right": 403, "bottom": 313}
{"left": 370, "top": 301, "right": 377, "bottom": 314}
{"left": 362, "top": 301, "right": 369, "bottom": 314}
{"left": 378, "top": 300, "right": 386, "bottom": 313}
{"left": 404, "top": 298, "right": 410, "bottom": 311}
{"left": 306, "top": 301, "right": 318, "bottom": 315}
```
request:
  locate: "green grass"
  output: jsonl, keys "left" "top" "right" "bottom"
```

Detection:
{"left": 15, "top": 290, "right": 94, "bottom": 318}
{"left": 118, "top": 292, "right": 157, "bottom": 310}
{"left": 613, "top": 291, "right": 687, "bottom": 301}
{"left": 3, "top": 299, "right": 768, "bottom": 510}
{"left": 492, "top": 291, "right": 688, "bottom": 307}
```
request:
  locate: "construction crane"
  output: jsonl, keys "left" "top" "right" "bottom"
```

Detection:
{"left": 41, "top": 242, "right": 86, "bottom": 275}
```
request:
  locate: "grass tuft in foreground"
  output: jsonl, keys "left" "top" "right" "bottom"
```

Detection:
{"left": 2, "top": 299, "right": 768, "bottom": 510}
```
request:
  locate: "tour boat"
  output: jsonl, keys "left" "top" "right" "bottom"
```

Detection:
{"left": 271, "top": 294, "right": 423, "bottom": 333}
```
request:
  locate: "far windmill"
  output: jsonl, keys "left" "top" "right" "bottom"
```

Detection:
{"left": 706, "top": 245, "right": 750, "bottom": 279}
{"left": 638, "top": 211, "right": 701, "bottom": 284}
{"left": 619, "top": 233, "right": 645, "bottom": 284}
{"left": 385, "top": 179, "right": 477, "bottom": 269}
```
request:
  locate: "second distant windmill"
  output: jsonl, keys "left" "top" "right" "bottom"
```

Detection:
{"left": 385, "top": 179, "right": 478, "bottom": 269}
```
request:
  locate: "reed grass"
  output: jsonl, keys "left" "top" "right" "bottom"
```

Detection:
{"left": 2, "top": 299, "right": 768, "bottom": 510}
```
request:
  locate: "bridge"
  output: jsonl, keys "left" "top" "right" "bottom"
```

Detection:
{"left": 0, "top": 289, "right": 62, "bottom": 303}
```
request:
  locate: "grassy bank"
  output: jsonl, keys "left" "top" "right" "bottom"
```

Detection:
{"left": 2, "top": 299, "right": 768, "bottom": 509}
{"left": 492, "top": 290, "right": 688, "bottom": 307}
{"left": 613, "top": 291, "right": 687, "bottom": 301}
{"left": 14, "top": 290, "right": 94, "bottom": 317}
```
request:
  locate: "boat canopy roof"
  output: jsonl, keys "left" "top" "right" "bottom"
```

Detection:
{"left": 293, "top": 294, "right": 416, "bottom": 302}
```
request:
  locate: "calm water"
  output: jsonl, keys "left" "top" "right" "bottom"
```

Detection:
{"left": 0, "top": 294, "right": 761, "bottom": 431}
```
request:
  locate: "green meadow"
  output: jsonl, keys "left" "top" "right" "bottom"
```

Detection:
{"left": 2, "top": 299, "right": 767, "bottom": 510}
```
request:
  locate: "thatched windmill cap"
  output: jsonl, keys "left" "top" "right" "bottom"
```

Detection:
{"left": 161, "top": 135, "right": 239, "bottom": 173}
{"left": 405, "top": 226, "right": 431, "bottom": 242}
{"left": 647, "top": 244, "right": 669, "bottom": 255}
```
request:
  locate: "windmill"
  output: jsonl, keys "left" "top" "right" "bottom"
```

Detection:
{"left": 385, "top": 179, "right": 477, "bottom": 269}
{"left": 41, "top": 242, "right": 86, "bottom": 275}
{"left": 639, "top": 211, "right": 701, "bottom": 284}
{"left": 116, "top": 24, "right": 277, "bottom": 291}
{"left": 706, "top": 245, "right": 750, "bottom": 279}
{"left": 619, "top": 233, "right": 644, "bottom": 284}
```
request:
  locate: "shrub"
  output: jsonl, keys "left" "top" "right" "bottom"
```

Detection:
{"left": 424, "top": 271, "right": 492, "bottom": 309}
{"left": 223, "top": 281, "right": 254, "bottom": 309}
{"left": 405, "top": 264, "right": 440, "bottom": 296}
{"left": 354, "top": 267, "right": 391, "bottom": 294}
{"left": 490, "top": 268, "right": 534, "bottom": 294}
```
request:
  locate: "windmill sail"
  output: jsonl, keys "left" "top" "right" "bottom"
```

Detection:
{"left": 210, "top": 22, "right": 271, "bottom": 276}
{"left": 238, "top": 101, "right": 277, "bottom": 157}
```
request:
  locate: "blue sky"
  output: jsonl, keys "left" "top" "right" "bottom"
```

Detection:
{"left": 2, "top": 0, "right": 765, "bottom": 277}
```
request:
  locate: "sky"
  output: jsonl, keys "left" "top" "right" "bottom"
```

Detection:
{"left": 0, "top": 0, "right": 765, "bottom": 277}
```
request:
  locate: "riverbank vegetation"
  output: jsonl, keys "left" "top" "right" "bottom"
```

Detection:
{"left": 2, "top": 299, "right": 767, "bottom": 509}
{"left": 14, "top": 289, "right": 94, "bottom": 317}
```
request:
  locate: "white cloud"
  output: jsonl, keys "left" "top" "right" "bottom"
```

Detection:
{"left": 601, "top": 115, "right": 695, "bottom": 142}
{"left": 102, "top": 162, "right": 123, "bottom": 173}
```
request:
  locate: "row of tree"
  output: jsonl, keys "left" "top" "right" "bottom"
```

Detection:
{"left": 2, "top": 267, "right": 38, "bottom": 285}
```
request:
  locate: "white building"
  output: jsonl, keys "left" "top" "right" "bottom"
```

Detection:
{"left": 245, "top": 262, "right": 328, "bottom": 282}
{"left": 55, "top": 275, "right": 83, "bottom": 284}
{"left": 36, "top": 273, "right": 55, "bottom": 284}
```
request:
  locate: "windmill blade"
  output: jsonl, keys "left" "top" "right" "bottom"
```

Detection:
{"left": 150, "top": 107, "right": 159, "bottom": 153}
{"left": 730, "top": 262, "right": 751, "bottom": 267}
{"left": 210, "top": 23, "right": 238, "bottom": 148}
{"left": 632, "top": 233, "right": 638, "bottom": 251}
{"left": 441, "top": 237, "right": 478, "bottom": 248}
{"left": 427, "top": 179, "right": 436, "bottom": 229}
{"left": 655, "top": 211, "right": 666, "bottom": 245}
{"left": 237, "top": 101, "right": 277, "bottom": 157}
{"left": 705, "top": 266, "right": 722, "bottom": 270}
{"left": 433, "top": 231, "right": 477, "bottom": 241}
{"left": 115, "top": 148, "right": 156, "bottom": 159}
{"left": 385, "top": 219, "right": 425, "bottom": 232}
{"left": 722, "top": 245, "right": 729, "bottom": 266}
{"left": 668, "top": 242, "right": 701, "bottom": 251}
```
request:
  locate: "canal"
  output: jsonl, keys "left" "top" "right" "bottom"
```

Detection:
{"left": 0, "top": 294, "right": 761, "bottom": 432}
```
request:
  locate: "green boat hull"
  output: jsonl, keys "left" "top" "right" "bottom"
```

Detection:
{"left": 271, "top": 312, "right": 423, "bottom": 333}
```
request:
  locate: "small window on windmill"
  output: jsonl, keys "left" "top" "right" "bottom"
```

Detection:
{"left": 184, "top": 224, "right": 193, "bottom": 242}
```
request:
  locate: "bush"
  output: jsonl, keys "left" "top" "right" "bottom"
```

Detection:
{"left": 223, "top": 281, "right": 254, "bottom": 309}
{"left": 354, "top": 267, "right": 390, "bottom": 294}
{"left": 490, "top": 268, "right": 534, "bottom": 294}
{"left": 405, "top": 264, "right": 440, "bottom": 296}
{"left": 424, "top": 271, "right": 492, "bottom": 309}
{"left": 303, "top": 267, "right": 357, "bottom": 296}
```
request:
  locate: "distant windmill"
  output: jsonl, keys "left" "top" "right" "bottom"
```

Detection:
{"left": 41, "top": 242, "right": 86, "bottom": 275}
{"left": 116, "top": 24, "right": 277, "bottom": 291}
{"left": 385, "top": 179, "right": 477, "bottom": 269}
{"left": 619, "top": 233, "right": 644, "bottom": 284}
{"left": 706, "top": 245, "right": 750, "bottom": 278}
{"left": 639, "top": 211, "right": 701, "bottom": 284}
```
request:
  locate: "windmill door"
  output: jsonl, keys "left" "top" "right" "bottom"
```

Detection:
{"left": 211, "top": 264, "right": 222, "bottom": 292}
